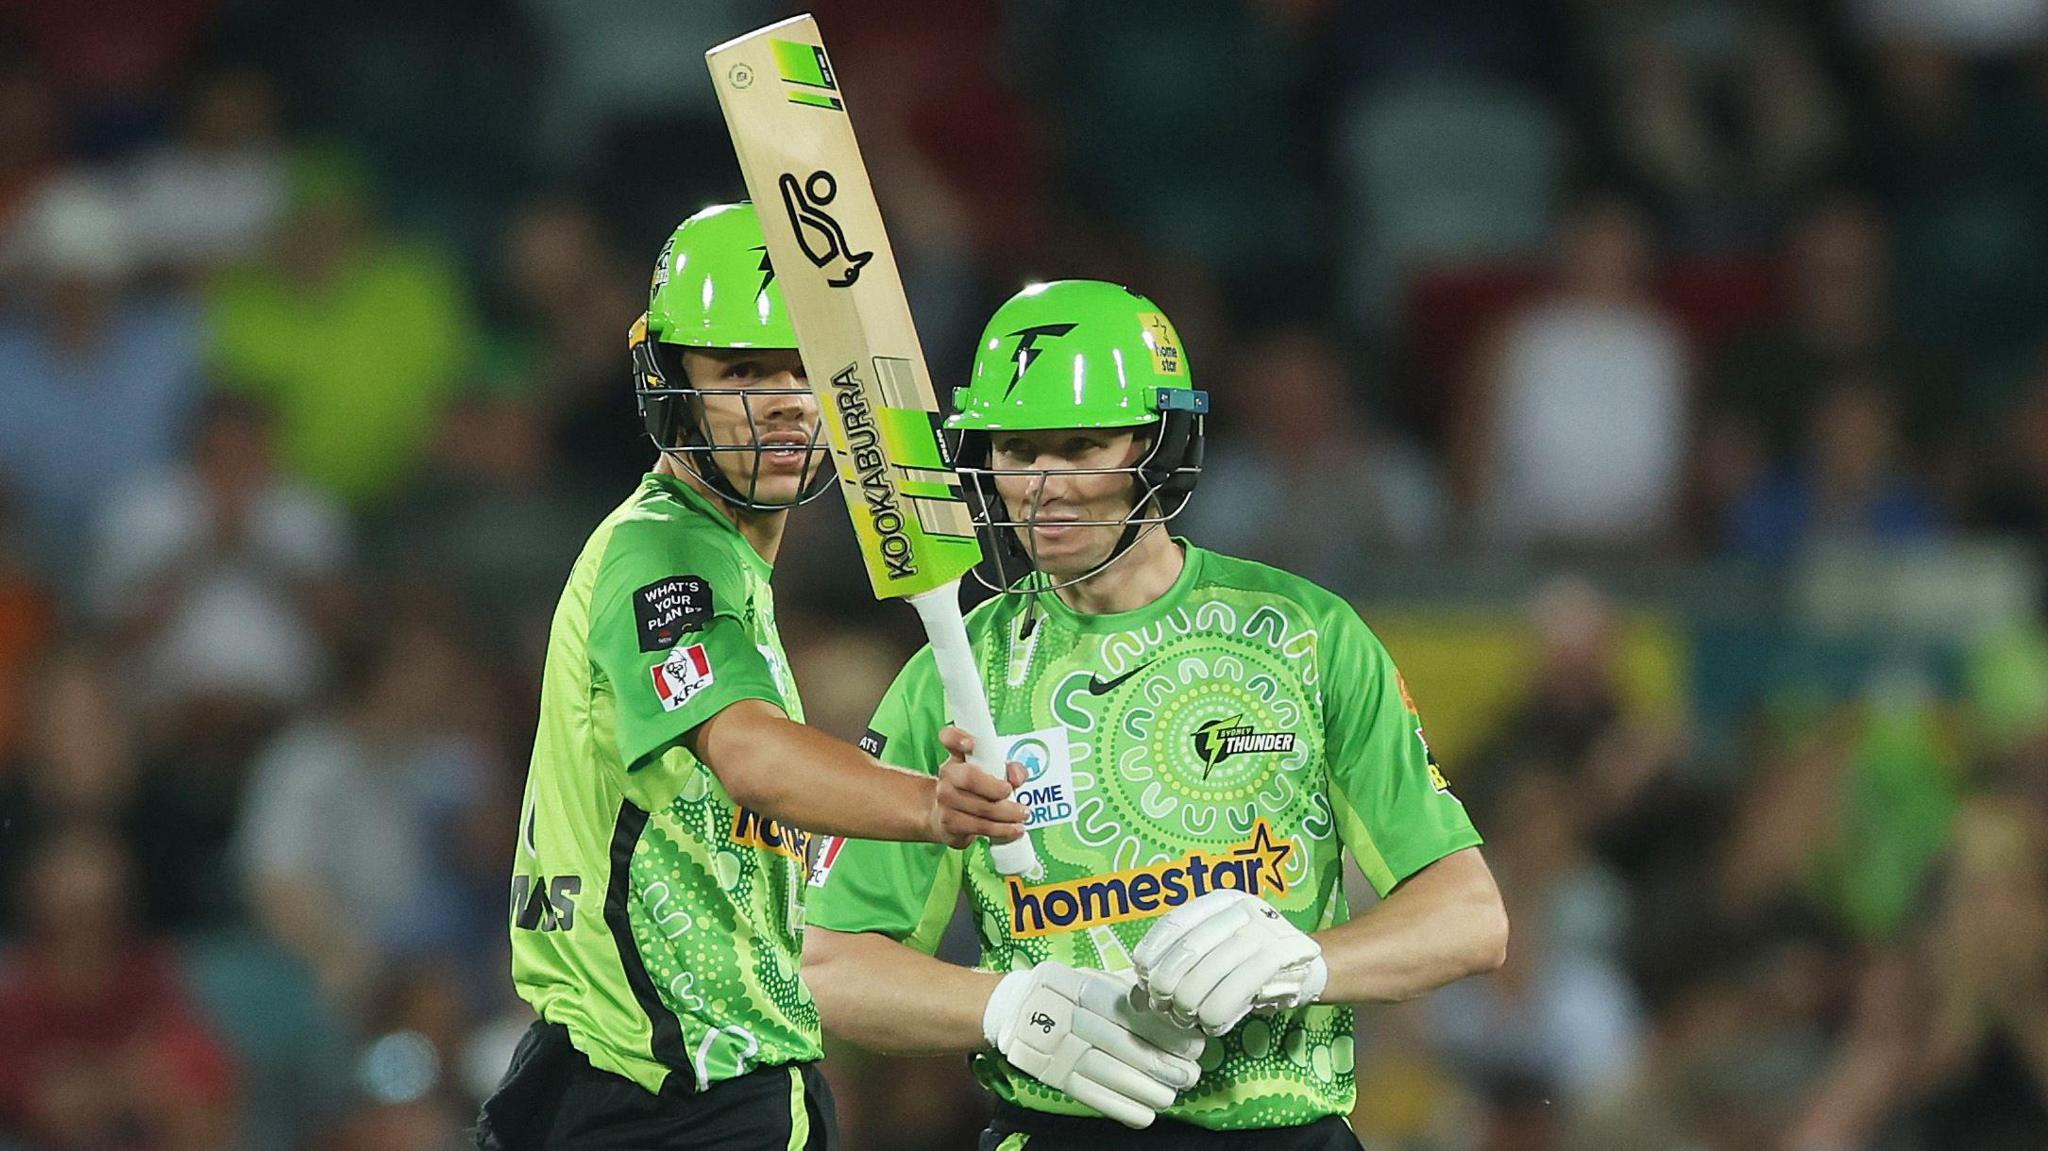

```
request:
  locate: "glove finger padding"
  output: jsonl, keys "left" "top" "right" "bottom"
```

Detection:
{"left": 1135, "top": 902, "right": 1250, "bottom": 1004}
{"left": 1252, "top": 956, "right": 1329, "bottom": 1012}
{"left": 1134, "top": 890, "right": 1327, "bottom": 1035}
{"left": 1173, "top": 932, "right": 1279, "bottom": 1034}
{"left": 1072, "top": 1048, "right": 1180, "bottom": 1113}
{"left": 1132, "top": 890, "right": 1245, "bottom": 964}
{"left": 1070, "top": 999, "right": 1202, "bottom": 1087}
{"left": 1061, "top": 1064, "right": 1164, "bottom": 1130}
{"left": 1200, "top": 944, "right": 1296, "bottom": 1034}
{"left": 985, "top": 964, "right": 1205, "bottom": 1130}
{"left": 1120, "top": 991, "right": 1211, "bottom": 1062}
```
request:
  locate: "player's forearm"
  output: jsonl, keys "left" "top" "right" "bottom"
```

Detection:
{"left": 803, "top": 927, "right": 999, "bottom": 1054}
{"left": 695, "top": 706, "right": 932, "bottom": 842}
{"left": 1313, "top": 847, "right": 1507, "bottom": 1004}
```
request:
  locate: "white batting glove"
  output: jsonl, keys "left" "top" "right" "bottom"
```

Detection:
{"left": 1132, "top": 890, "right": 1328, "bottom": 1036}
{"left": 982, "top": 963, "right": 1205, "bottom": 1128}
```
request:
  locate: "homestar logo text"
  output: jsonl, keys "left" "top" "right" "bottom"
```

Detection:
{"left": 1006, "top": 823, "right": 1293, "bottom": 938}
{"left": 1191, "top": 715, "right": 1297, "bottom": 776}
{"left": 732, "top": 807, "right": 811, "bottom": 865}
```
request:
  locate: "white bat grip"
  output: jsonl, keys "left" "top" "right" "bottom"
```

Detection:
{"left": 908, "top": 582, "right": 1044, "bottom": 878}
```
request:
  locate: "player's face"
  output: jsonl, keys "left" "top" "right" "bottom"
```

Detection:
{"left": 989, "top": 428, "right": 1148, "bottom": 577}
{"left": 682, "top": 347, "right": 828, "bottom": 506}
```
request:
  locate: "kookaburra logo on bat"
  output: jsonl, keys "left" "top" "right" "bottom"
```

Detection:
{"left": 778, "top": 169, "right": 873, "bottom": 288}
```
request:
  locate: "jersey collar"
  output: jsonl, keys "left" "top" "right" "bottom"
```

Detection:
{"left": 642, "top": 470, "right": 775, "bottom": 579}
{"left": 1031, "top": 539, "right": 1206, "bottom": 634}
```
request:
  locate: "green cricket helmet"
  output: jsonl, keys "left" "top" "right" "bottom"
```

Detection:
{"left": 947, "top": 280, "right": 1209, "bottom": 589}
{"left": 644, "top": 202, "right": 797, "bottom": 348}
{"left": 628, "top": 202, "right": 831, "bottom": 509}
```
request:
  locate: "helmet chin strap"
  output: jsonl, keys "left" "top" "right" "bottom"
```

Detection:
{"left": 984, "top": 471, "right": 1185, "bottom": 598}
{"left": 958, "top": 416, "right": 1201, "bottom": 598}
{"left": 635, "top": 328, "right": 835, "bottom": 513}
{"left": 650, "top": 388, "right": 835, "bottom": 514}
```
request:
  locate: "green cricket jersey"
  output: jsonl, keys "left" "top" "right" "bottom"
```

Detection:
{"left": 807, "top": 543, "right": 1481, "bottom": 1130}
{"left": 510, "top": 472, "right": 820, "bottom": 1095}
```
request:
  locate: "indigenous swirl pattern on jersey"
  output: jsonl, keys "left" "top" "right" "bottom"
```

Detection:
{"left": 509, "top": 472, "right": 819, "bottom": 1095}
{"left": 808, "top": 544, "right": 1481, "bottom": 1129}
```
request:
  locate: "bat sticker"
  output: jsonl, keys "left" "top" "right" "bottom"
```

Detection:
{"left": 777, "top": 170, "right": 873, "bottom": 287}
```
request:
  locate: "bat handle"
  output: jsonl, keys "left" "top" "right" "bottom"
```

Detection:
{"left": 908, "top": 582, "right": 1045, "bottom": 879}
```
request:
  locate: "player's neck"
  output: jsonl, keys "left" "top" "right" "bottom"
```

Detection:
{"left": 1055, "top": 529, "right": 1183, "bottom": 617}
{"left": 661, "top": 455, "right": 789, "bottom": 565}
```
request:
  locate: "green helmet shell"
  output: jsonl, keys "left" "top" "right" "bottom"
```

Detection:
{"left": 645, "top": 202, "right": 796, "bottom": 349}
{"left": 950, "top": 280, "right": 1193, "bottom": 431}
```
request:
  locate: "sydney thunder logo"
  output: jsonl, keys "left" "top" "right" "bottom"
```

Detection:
{"left": 1191, "top": 715, "right": 1297, "bottom": 777}
{"left": 1000, "top": 323, "right": 1077, "bottom": 399}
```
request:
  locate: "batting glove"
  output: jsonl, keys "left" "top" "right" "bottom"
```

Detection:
{"left": 982, "top": 963, "right": 1205, "bottom": 1128}
{"left": 1132, "top": 890, "right": 1328, "bottom": 1036}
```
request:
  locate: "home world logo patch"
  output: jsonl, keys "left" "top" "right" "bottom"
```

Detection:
{"left": 1003, "top": 728, "right": 1077, "bottom": 831}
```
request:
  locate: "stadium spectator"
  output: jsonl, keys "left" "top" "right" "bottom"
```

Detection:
{"left": 1428, "top": 769, "right": 1648, "bottom": 1104}
{"left": 372, "top": 388, "right": 589, "bottom": 674}
{"left": 87, "top": 390, "right": 350, "bottom": 717}
{"left": 1726, "top": 370, "right": 1946, "bottom": 560}
{"left": 236, "top": 616, "right": 496, "bottom": 1007}
{"left": 1463, "top": 195, "right": 1690, "bottom": 550}
{"left": 0, "top": 827, "right": 239, "bottom": 1150}
{"left": 1782, "top": 798, "right": 2048, "bottom": 1150}
{"left": 0, "top": 644, "right": 248, "bottom": 931}
{"left": 1187, "top": 323, "right": 1448, "bottom": 580}
{"left": 204, "top": 146, "right": 475, "bottom": 507}
{"left": 0, "top": 0, "right": 219, "bottom": 157}
{"left": 0, "top": 648, "right": 143, "bottom": 902}
{"left": 0, "top": 64, "right": 62, "bottom": 267}
{"left": 0, "top": 176, "right": 201, "bottom": 569}
{"left": 1586, "top": 1, "right": 1846, "bottom": 246}
{"left": 1710, "top": 196, "right": 1951, "bottom": 467}
{"left": 518, "top": 0, "right": 772, "bottom": 169}
{"left": 125, "top": 68, "right": 289, "bottom": 275}
{"left": 1895, "top": 798, "right": 2048, "bottom": 1147}
{"left": 0, "top": 486, "right": 52, "bottom": 766}
{"left": 1019, "top": 0, "right": 1317, "bottom": 294}
{"left": 496, "top": 196, "right": 647, "bottom": 500}
{"left": 1972, "top": 345, "right": 2048, "bottom": 550}
{"left": 1468, "top": 577, "right": 1687, "bottom": 868}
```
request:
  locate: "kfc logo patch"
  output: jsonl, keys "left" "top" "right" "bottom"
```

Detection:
{"left": 651, "top": 643, "right": 715, "bottom": 711}
{"left": 808, "top": 836, "right": 845, "bottom": 887}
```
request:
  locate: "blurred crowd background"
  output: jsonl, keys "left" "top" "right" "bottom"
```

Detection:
{"left": 2, "top": 0, "right": 2047, "bottom": 1148}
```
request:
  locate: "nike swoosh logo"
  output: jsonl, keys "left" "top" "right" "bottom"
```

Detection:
{"left": 1086, "top": 661, "right": 1155, "bottom": 696}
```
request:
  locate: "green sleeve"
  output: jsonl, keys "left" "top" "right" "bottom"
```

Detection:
{"left": 805, "top": 648, "right": 964, "bottom": 955}
{"left": 589, "top": 524, "right": 784, "bottom": 774}
{"left": 1321, "top": 602, "right": 1482, "bottom": 896}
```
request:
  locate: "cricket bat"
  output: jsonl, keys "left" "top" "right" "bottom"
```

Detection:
{"left": 708, "top": 14, "right": 1042, "bottom": 878}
